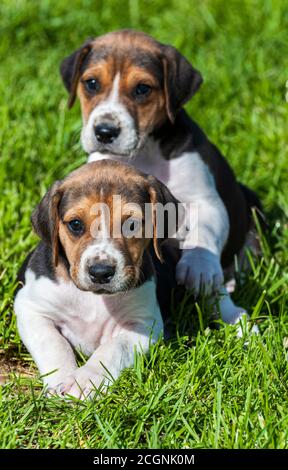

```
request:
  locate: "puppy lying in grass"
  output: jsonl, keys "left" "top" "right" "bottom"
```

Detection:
{"left": 14, "top": 160, "right": 180, "bottom": 399}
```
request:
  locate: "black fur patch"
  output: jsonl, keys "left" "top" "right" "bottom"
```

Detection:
{"left": 18, "top": 243, "right": 57, "bottom": 284}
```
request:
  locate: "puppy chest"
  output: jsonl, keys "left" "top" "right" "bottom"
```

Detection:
{"left": 58, "top": 319, "right": 118, "bottom": 356}
{"left": 135, "top": 145, "right": 217, "bottom": 200}
{"left": 54, "top": 295, "right": 123, "bottom": 356}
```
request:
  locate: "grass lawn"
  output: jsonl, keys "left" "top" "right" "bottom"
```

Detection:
{"left": 0, "top": 0, "right": 287, "bottom": 449}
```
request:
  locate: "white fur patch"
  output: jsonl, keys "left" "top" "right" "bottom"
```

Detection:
{"left": 78, "top": 241, "right": 125, "bottom": 291}
{"left": 135, "top": 142, "right": 230, "bottom": 254}
{"left": 81, "top": 73, "right": 138, "bottom": 155}
{"left": 211, "top": 286, "right": 259, "bottom": 337}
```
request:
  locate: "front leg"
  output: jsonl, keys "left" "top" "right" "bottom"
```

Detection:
{"left": 15, "top": 299, "right": 77, "bottom": 390}
{"left": 59, "top": 324, "right": 160, "bottom": 400}
{"left": 211, "top": 286, "right": 259, "bottom": 336}
{"left": 160, "top": 152, "right": 229, "bottom": 296}
{"left": 176, "top": 194, "right": 229, "bottom": 296}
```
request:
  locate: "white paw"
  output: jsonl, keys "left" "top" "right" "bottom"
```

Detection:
{"left": 213, "top": 288, "right": 259, "bottom": 338}
{"left": 234, "top": 312, "right": 259, "bottom": 338}
{"left": 46, "top": 366, "right": 109, "bottom": 400}
{"left": 176, "top": 247, "right": 223, "bottom": 296}
{"left": 44, "top": 369, "right": 76, "bottom": 396}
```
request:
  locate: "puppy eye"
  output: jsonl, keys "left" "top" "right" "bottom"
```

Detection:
{"left": 68, "top": 219, "right": 84, "bottom": 235}
{"left": 84, "top": 78, "right": 100, "bottom": 93}
{"left": 134, "top": 83, "right": 152, "bottom": 97}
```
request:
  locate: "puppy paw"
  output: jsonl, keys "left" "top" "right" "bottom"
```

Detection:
{"left": 47, "top": 366, "right": 109, "bottom": 400}
{"left": 213, "top": 289, "right": 259, "bottom": 338}
{"left": 176, "top": 247, "right": 223, "bottom": 296}
{"left": 44, "top": 370, "right": 76, "bottom": 397}
{"left": 234, "top": 312, "right": 259, "bottom": 338}
{"left": 46, "top": 375, "right": 77, "bottom": 398}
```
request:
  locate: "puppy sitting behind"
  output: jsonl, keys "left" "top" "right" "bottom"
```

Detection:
{"left": 14, "top": 160, "right": 180, "bottom": 399}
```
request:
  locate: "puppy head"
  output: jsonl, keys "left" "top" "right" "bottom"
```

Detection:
{"left": 32, "top": 160, "right": 179, "bottom": 294}
{"left": 60, "top": 30, "right": 202, "bottom": 156}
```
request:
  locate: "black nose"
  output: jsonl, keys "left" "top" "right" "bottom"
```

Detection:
{"left": 94, "top": 123, "right": 120, "bottom": 144}
{"left": 88, "top": 264, "right": 116, "bottom": 284}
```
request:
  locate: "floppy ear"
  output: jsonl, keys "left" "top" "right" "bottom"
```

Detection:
{"left": 161, "top": 44, "right": 203, "bottom": 123}
{"left": 60, "top": 38, "right": 93, "bottom": 108}
{"left": 31, "top": 181, "right": 63, "bottom": 266}
{"left": 146, "top": 176, "right": 182, "bottom": 262}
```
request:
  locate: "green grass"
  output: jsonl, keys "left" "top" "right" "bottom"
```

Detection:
{"left": 0, "top": 0, "right": 287, "bottom": 449}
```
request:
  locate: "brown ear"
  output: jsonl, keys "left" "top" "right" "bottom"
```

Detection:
{"left": 31, "top": 181, "right": 63, "bottom": 266}
{"left": 147, "top": 176, "right": 181, "bottom": 262}
{"left": 161, "top": 44, "right": 203, "bottom": 123}
{"left": 60, "top": 38, "right": 93, "bottom": 108}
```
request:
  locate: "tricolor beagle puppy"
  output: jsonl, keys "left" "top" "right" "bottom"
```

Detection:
{"left": 60, "top": 29, "right": 262, "bottom": 326}
{"left": 14, "top": 160, "right": 180, "bottom": 399}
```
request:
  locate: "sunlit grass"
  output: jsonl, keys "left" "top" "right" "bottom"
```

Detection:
{"left": 0, "top": 0, "right": 287, "bottom": 449}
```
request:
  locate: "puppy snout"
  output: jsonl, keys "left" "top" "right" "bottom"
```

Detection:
{"left": 88, "top": 263, "right": 116, "bottom": 284}
{"left": 94, "top": 123, "right": 121, "bottom": 144}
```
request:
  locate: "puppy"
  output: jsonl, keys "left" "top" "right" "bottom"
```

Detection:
{"left": 60, "top": 29, "right": 263, "bottom": 328}
{"left": 14, "top": 160, "right": 180, "bottom": 399}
